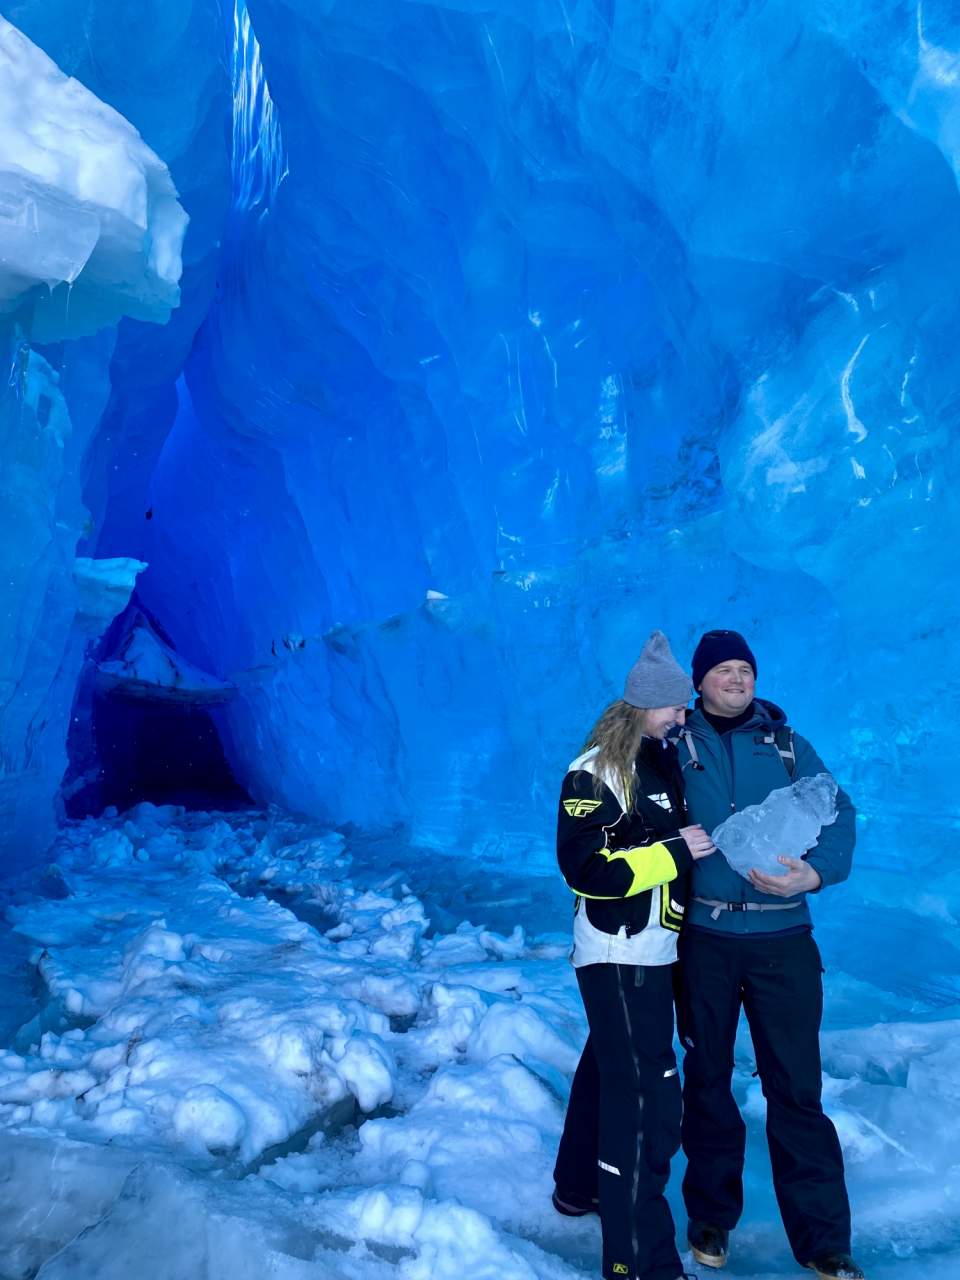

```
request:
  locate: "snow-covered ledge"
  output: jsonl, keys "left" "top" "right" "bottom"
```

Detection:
{"left": 0, "top": 15, "right": 188, "bottom": 341}
{"left": 73, "top": 558, "right": 147, "bottom": 631}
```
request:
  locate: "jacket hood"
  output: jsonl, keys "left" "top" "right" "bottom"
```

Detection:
{"left": 686, "top": 697, "right": 787, "bottom": 738}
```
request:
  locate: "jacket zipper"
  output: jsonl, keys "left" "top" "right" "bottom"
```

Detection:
{"left": 729, "top": 737, "right": 737, "bottom": 812}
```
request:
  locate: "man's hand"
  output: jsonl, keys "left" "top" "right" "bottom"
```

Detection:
{"left": 748, "top": 856, "right": 822, "bottom": 897}
{"left": 679, "top": 824, "right": 717, "bottom": 861}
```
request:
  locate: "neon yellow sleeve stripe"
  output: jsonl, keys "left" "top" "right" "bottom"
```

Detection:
{"left": 569, "top": 841, "right": 679, "bottom": 900}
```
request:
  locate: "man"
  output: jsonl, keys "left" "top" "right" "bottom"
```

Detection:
{"left": 676, "top": 629, "right": 863, "bottom": 1280}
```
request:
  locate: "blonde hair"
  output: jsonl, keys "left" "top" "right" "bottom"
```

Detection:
{"left": 579, "top": 699, "right": 649, "bottom": 804}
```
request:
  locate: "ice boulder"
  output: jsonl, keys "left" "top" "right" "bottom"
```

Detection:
{"left": 0, "top": 15, "right": 187, "bottom": 340}
{"left": 712, "top": 773, "right": 839, "bottom": 879}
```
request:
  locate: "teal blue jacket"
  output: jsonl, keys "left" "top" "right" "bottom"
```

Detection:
{"left": 677, "top": 700, "right": 855, "bottom": 934}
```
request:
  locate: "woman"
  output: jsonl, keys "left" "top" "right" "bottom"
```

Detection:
{"left": 552, "top": 630, "right": 715, "bottom": 1280}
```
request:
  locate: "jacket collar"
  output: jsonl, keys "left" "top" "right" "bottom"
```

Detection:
{"left": 685, "top": 697, "right": 787, "bottom": 740}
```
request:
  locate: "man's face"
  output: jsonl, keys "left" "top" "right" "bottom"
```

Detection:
{"left": 641, "top": 705, "right": 688, "bottom": 739}
{"left": 699, "top": 660, "right": 755, "bottom": 717}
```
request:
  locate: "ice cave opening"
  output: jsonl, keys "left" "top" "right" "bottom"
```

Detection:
{"left": 61, "top": 605, "right": 251, "bottom": 817}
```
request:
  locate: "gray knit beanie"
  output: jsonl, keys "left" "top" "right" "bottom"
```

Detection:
{"left": 623, "top": 630, "right": 693, "bottom": 709}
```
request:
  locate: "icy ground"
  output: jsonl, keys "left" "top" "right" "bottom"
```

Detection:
{"left": 0, "top": 807, "right": 955, "bottom": 1280}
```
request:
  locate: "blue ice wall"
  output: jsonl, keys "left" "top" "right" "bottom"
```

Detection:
{"left": 0, "top": 1, "right": 233, "bottom": 867}
{"left": 136, "top": 1, "right": 960, "bottom": 867}
{"left": 3, "top": 2, "right": 960, "bottom": 940}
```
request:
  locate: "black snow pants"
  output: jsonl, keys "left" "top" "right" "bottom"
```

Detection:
{"left": 677, "top": 929, "right": 851, "bottom": 1265}
{"left": 554, "top": 962, "right": 682, "bottom": 1280}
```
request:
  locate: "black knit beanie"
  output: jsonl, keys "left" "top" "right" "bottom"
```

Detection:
{"left": 691, "top": 629, "right": 757, "bottom": 691}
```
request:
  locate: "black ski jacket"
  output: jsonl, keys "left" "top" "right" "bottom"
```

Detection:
{"left": 556, "top": 737, "right": 692, "bottom": 937}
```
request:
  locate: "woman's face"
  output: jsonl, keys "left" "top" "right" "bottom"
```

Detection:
{"left": 640, "top": 704, "right": 688, "bottom": 739}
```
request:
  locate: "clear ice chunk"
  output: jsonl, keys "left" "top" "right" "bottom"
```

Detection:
{"left": 712, "top": 773, "right": 839, "bottom": 880}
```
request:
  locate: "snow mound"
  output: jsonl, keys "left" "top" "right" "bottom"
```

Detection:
{"left": 0, "top": 806, "right": 956, "bottom": 1278}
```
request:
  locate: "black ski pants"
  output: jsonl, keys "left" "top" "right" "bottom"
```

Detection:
{"left": 554, "top": 962, "right": 682, "bottom": 1280}
{"left": 677, "top": 929, "right": 851, "bottom": 1265}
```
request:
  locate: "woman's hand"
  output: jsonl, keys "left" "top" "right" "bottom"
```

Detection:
{"left": 679, "top": 824, "right": 716, "bottom": 860}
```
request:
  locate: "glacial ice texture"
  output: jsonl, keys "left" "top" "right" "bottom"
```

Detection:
{"left": 0, "top": 0, "right": 958, "bottom": 876}
{"left": 0, "top": 0, "right": 955, "bottom": 1032}
{"left": 713, "top": 773, "right": 839, "bottom": 879}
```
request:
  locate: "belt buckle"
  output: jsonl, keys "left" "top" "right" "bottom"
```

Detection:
{"left": 730, "top": 901, "right": 746, "bottom": 912}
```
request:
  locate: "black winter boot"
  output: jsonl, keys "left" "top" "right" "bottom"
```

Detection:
{"left": 805, "top": 1254, "right": 865, "bottom": 1280}
{"left": 687, "top": 1221, "right": 729, "bottom": 1269}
